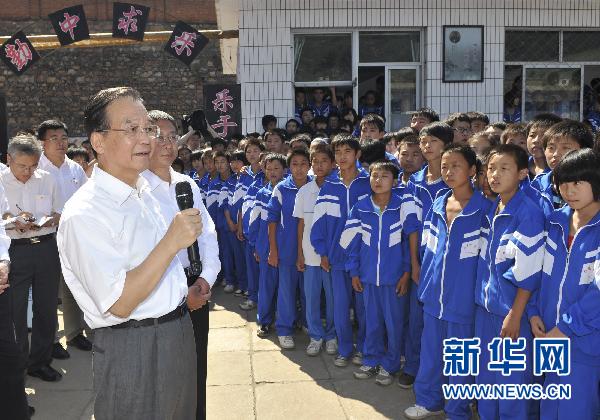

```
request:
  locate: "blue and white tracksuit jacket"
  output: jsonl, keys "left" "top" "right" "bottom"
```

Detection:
{"left": 529, "top": 206, "right": 600, "bottom": 419}
{"left": 414, "top": 190, "right": 492, "bottom": 419}
{"left": 520, "top": 178, "right": 553, "bottom": 217}
{"left": 310, "top": 168, "right": 371, "bottom": 358}
{"left": 232, "top": 167, "right": 263, "bottom": 229}
{"left": 340, "top": 193, "right": 419, "bottom": 373}
{"left": 531, "top": 170, "right": 564, "bottom": 210}
{"left": 474, "top": 188, "right": 545, "bottom": 420}
{"left": 251, "top": 182, "right": 279, "bottom": 326}
{"left": 267, "top": 176, "right": 312, "bottom": 335}
{"left": 199, "top": 172, "right": 211, "bottom": 203}
{"left": 242, "top": 175, "right": 266, "bottom": 303}
{"left": 404, "top": 165, "right": 449, "bottom": 377}
{"left": 206, "top": 175, "right": 224, "bottom": 226}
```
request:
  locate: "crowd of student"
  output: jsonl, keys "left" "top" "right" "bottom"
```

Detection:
{"left": 180, "top": 104, "right": 600, "bottom": 420}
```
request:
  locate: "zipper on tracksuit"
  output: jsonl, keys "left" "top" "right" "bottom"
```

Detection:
{"left": 376, "top": 210, "right": 382, "bottom": 286}
{"left": 484, "top": 213, "right": 508, "bottom": 312}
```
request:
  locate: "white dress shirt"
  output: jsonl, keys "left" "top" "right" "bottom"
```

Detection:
{"left": 293, "top": 180, "right": 322, "bottom": 267}
{"left": 0, "top": 182, "right": 11, "bottom": 260}
{"left": 38, "top": 153, "right": 87, "bottom": 205}
{"left": 57, "top": 166, "right": 188, "bottom": 329}
{"left": 142, "top": 168, "right": 220, "bottom": 287}
{"left": 0, "top": 168, "right": 63, "bottom": 239}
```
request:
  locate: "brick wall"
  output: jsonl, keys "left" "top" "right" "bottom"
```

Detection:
{"left": 0, "top": 15, "right": 235, "bottom": 137}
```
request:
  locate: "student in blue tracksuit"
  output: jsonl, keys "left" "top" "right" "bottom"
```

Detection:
{"left": 341, "top": 161, "right": 419, "bottom": 386}
{"left": 214, "top": 151, "right": 237, "bottom": 291}
{"left": 253, "top": 154, "right": 287, "bottom": 337}
{"left": 190, "top": 150, "right": 205, "bottom": 189}
{"left": 234, "top": 139, "right": 265, "bottom": 310}
{"left": 359, "top": 113, "right": 399, "bottom": 166}
{"left": 294, "top": 143, "right": 338, "bottom": 356}
{"left": 405, "top": 145, "right": 492, "bottom": 420}
{"left": 199, "top": 149, "right": 217, "bottom": 203}
{"left": 267, "top": 149, "right": 312, "bottom": 349}
{"left": 224, "top": 151, "right": 249, "bottom": 296}
{"left": 531, "top": 120, "right": 595, "bottom": 210}
{"left": 475, "top": 144, "right": 546, "bottom": 420}
{"left": 400, "top": 121, "right": 454, "bottom": 388}
{"left": 311, "top": 135, "right": 372, "bottom": 367}
{"left": 529, "top": 149, "right": 600, "bottom": 420}
{"left": 206, "top": 152, "right": 226, "bottom": 285}
{"left": 525, "top": 113, "right": 562, "bottom": 179}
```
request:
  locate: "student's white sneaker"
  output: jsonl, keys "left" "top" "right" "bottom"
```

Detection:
{"left": 404, "top": 404, "right": 444, "bottom": 419}
{"left": 306, "top": 338, "right": 323, "bottom": 356}
{"left": 239, "top": 299, "right": 256, "bottom": 310}
{"left": 353, "top": 364, "right": 379, "bottom": 379}
{"left": 333, "top": 355, "right": 349, "bottom": 367}
{"left": 351, "top": 351, "right": 363, "bottom": 366}
{"left": 278, "top": 335, "right": 295, "bottom": 350}
{"left": 224, "top": 284, "right": 235, "bottom": 293}
{"left": 325, "top": 338, "right": 338, "bottom": 355}
{"left": 375, "top": 367, "right": 394, "bottom": 386}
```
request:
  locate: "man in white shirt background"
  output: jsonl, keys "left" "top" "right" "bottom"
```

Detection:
{"left": 0, "top": 135, "right": 63, "bottom": 384}
{"left": 36, "top": 119, "right": 91, "bottom": 359}
{"left": 57, "top": 87, "right": 207, "bottom": 419}
{"left": 142, "top": 109, "right": 220, "bottom": 420}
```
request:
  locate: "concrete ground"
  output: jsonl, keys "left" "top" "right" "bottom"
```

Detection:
{"left": 28, "top": 286, "right": 440, "bottom": 420}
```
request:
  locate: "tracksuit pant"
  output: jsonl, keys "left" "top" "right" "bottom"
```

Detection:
{"left": 229, "top": 231, "right": 247, "bottom": 291}
{"left": 218, "top": 228, "right": 235, "bottom": 286}
{"left": 303, "top": 266, "right": 335, "bottom": 342}
{"left": 404, "top": 280, "right": 424, "bottom": 377}
{"left": 362, "top": 284, "right": 406, "bottom": 374}
{"left": 257, "top": 259, "right": 278, "bottom": 327}
{"left": 331, "top": 268, "right": 365, "bottom": 358}
{"left": 475, "top": 306, "right": 533, "bottom": 420}
{"left": 244, "top": 243, "right": 259, "bottom": 303}
{"left": 275, "top": 264, "right": 303, "bottom": 336}
{"left": 414, "top": 312, "right": 474, "bottom": 420}
{"left": 541, "top": 358, "right": 600, "bottom": 419}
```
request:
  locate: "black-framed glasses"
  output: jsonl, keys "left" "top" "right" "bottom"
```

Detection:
{"left": 155, "top": 134, "right": 181, "bottom": 145}
{"left": 99, "top": 125, "right": 160, "bottom": 139}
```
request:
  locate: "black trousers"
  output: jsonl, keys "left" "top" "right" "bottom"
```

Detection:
{"left": 9, "top": 238, "right": 61, "bottom": 371}
{"left": 0, "top": 283, "right": 29, "bottom": 419}
{"left": 187, "top": 274, "right": 209, "bottom": 420}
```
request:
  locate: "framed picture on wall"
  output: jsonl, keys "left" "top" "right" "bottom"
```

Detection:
{"left": 443, "top": 26, "right": 484, "bottom": 82}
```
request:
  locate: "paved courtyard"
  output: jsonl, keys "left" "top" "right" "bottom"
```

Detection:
{"left": 27, "top": 286, "right": 436, "bottom": 420}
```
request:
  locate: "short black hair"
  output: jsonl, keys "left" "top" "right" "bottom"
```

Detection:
{"left": 148, "top": 110, "right": 177, "bottom": 131}
{"left": 66, "top": 146, "right": 89, "bottom": 163}
{"left": 359, "top": 113, "right": 385, "bottom": 132}
{"left": 210, "top": 137, "right": 227, "bottom": 148}
{"left": 487, "top": 143, "right": 529, "bottom": 171}
{"left": 231, "top": 150, "right": 249, "bottom": 165}
{"left": 309, "top": 142, "right": 334, "bottom": 162}
{"left": 445, "top": 112, "right": 472, "bottom": 127}
{"left": 37, "top": 119, "right": 68, "bottom": 140}
{"left": 285, "top": 119, "right": 299, "bottom": 128}
{"left": 286, "top": 148, "right": 310, "bottom": 166}
{"left": 467, "top": 111, "right": 490, "bottom": 125}
{"left": 420, "top": 122, "right": 454, "bottom": 145}
{"left": 542, "top": 119, "right": 594, "bottom": 149}
{"left": 340, "top": 108, "right": 359, "bottom": 125}
{"left": 442, "top": 143, "right": 478, "bottom": 168}
{"left": 369, "top": 161, "right": 399, "bottom": 180}
{"left": 84, "top": 87, "right": 142, "bottom": 138}
{"left": 392, "top": 127, "right": 417, "bottom": 144}
{"left": 411, "top": 107, "right": 439, "bottom": 123}
{"left": 264, "top": 153, "right": 287, "bottom": 168}
{"left": 554, "top": 148, "right": 600, "bottom": 201}
{"left": 300, "top": 107, "right": 314, "bottom": 117}
{"left": 526, "top": 113, "right": 562, "bottom": 134}
{"left": 289, "top": 133, "right": 311, "bottom": 149}
{"left": 262, "top": 114, "right": 277, "bottom": 130}
{"left": 359, "top": 139, "right": 386, "bottom": 164}
{"left": 213, "top": 150, "right": 231, "bottom": 162}
{"left": 490, "top": 121, "right": 507, "bottom": 131}
{"left": 331, "top": 134, "right": 361, "bottom": 153}
{"left": 190, "top": 150, "right": 204, "bottom": 162}
{"left": 264, "top": 128, "right": 288, "bottom": 143}
{"left": 501, "top": 123, "right": 527, "bottom": 144}
{"left": 171, "top": 157, "right": 184, "bottom": 171}
{"left": 244, "top": 137, "right": 265, "bottom": 154}
{"left": 313, "top": 116, "right": 328, "bottom": 126}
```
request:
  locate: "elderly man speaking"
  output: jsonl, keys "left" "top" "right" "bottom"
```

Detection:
{"left": 57, "top": 87, "right": 208, "bottom": 420}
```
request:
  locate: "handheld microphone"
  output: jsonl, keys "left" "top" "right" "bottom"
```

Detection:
{"left": 175, "top": 181, "right": 203, "bottom": 278}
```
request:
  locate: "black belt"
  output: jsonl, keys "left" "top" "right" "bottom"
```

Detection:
{"left": 110, "top": 303, "right": 188, "bottom": 329}
{"left": 11, "top": 233, "right": 55, "bottom": 246}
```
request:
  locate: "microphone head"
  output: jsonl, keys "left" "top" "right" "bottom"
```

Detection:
{"left": 175, "top": 181, "right": 194, "bottom": 210}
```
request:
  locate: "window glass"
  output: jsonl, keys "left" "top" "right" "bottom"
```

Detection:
{"left": 359, "top": 32, "right": 420, "bottom": 63}
{"left": 563, "top": 32, "right": 600, "bottom": 61}
{"left": 294, "top": 34, "right": 352, "bottom": 82}
{"left": 505, "top": 31, "right": 559, "bottom": 62}
{"left": 524, "top": 68, "right": 580, "bottom": 121}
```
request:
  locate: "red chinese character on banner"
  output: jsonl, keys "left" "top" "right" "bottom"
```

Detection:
{"left": 212, "top": 89, "right": 234, "bottom": 113}
{"left": 211, "top": 115, "right": 238, "bottom": 138}
{"left": 118, "top": 6, "right": 142, "bottom": 35}
{"left": 5, "top": 39, "right": 32, "bottom": 71}
{"left": 59, "top": 12, "right": 80, "bottom": 41}
{"left": 171, "top": 32, "right": 197, "bottom": 56}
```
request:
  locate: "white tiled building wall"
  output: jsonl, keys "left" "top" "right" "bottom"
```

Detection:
{"left": 238, "top": 0, "right": 600, "bottom": 133}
